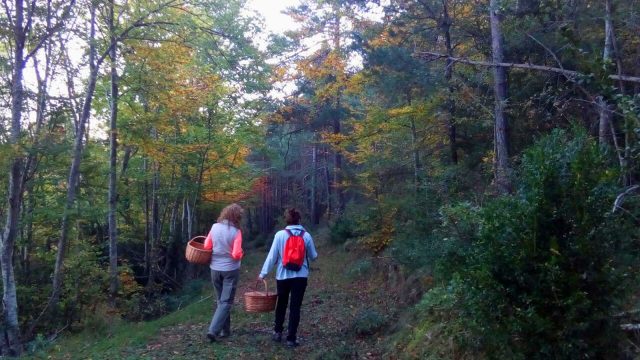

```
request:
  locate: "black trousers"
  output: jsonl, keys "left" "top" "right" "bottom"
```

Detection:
{"left": 274, "top": 277, "right": 308, "bottom": 341}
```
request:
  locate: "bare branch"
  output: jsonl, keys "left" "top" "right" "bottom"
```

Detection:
{"left": 24, "top": 0, "right": 76, "bottom": 62}
{"left": 612, "top": 185, "right": 640, "bottom": 213}
{"left": 526, "top": 33, "right": 564, "bottom": 70}
{"left": 96, "top": 0, "right": 182, "bottom": 66}
{"left": 621, "top": 323, "right": 640, "bottom": 331}
{"left": 414, "top": 51, "right": 640, "bottom": 84}
{"left": 2, "top": 0, "right": 13, "bottom": 28}
{"left": 23, "top": 0, "right": 37, "bottom": 36}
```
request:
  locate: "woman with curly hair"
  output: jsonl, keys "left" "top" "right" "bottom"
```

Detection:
{"left": 203, "top": 203, "right": 244, "bottom": 342}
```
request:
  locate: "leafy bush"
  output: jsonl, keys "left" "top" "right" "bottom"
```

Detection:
{"left": 390, "top": 202, "right": 479, "bottom": 271}
{"left": 123, "top": 293, "right": 168, "bottom": 321}
{"left": 162, "top": 279, "right": 207, "bottom": 312}
{"left": 419, "top": 130, "right": 639, "bottom": 358}
{"left": 331, "top": 201, "right": 401, "bottom": 251}
{"left": 330, "top": 216, "right": 357, "bottom": 244}
{"left": 351, "top": 309, "right": 386, "bottom": 336}
{"left": 346, "top": 259, "right": 372, "bottom": 280}
{"left": 311, "top": 343, "right": 357, "bottom": 360}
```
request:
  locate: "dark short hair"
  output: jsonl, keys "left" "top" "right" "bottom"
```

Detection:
{"left": 284, "top": 208, "right": 301, "bottom": 225}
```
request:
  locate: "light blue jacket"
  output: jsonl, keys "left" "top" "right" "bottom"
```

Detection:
{"left": 259, "top": 225, "right": 318, "bottom": 280}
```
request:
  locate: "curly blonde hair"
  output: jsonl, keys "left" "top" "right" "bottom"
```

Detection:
{"left": 218, "top": 203, "right": 244, "bottom": 228}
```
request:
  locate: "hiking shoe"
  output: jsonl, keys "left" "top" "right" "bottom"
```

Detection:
{"left": 286, "top": 340, "right": 299, "bottom": 348}
{"left": 271, "top": 332, "right": 282, "bottom": 342}
{"left": 206, "top": 333, "right": 217, "bottom": 343}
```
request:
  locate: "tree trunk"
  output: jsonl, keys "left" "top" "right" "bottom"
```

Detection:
{"left": 324, "top": 151, "right": 332, "bottom": 220}
{"left": 143, "top": 157, "right": 151, "bottom": 281}
{"left": 107, "top": 0, "right": 119, "bottom": 307}
{"left": 311, "top": 142, "right": 319, "bottom": 225}
{"left": 410, "top": 117, "right": 422, "bottom": 197}
{"left": 489, "top": 0, "right": 511, "bottom": 194}
{"left": 442, "top": 0, "right": 458, "bottom": 164}
{"left": 51, "top": 3, "right": 100, "bottom": 311}
{"left": 333, "top": 111, "right": 345, "bottom": 214}
{"left": 598, "top": 0, "right": 614, "bottom": 148}
{"left": 332, "top": 5, "right": 345, "bottom": 215}
{"left": 1, "top": 1, "right": 26, "bottom": 354}
{"left": 147, "top": 152, "right": 161, "bottom": 288}
{"left": 21, "top": 189, "right": 35, "bottom": 282}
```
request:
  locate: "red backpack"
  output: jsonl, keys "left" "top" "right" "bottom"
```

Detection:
{"left": 282, "top": 229, "right": 306, "bottom": 271}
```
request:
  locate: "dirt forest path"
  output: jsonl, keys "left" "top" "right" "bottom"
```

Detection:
{"left": 137, "top": 233, "right": 399, "bottom": 360}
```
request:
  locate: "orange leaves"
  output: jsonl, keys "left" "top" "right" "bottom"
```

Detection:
{"left": 359, "top": 206, "right": 397, "bottom": 253}
{"left": 321, "top": 131, "right": 350, "bottom": 153}
{"left": 296, "top": 50, "right": 348, "bottom": 103}
{"left": 368, "top": 26, "right": 404, "bottom": 47}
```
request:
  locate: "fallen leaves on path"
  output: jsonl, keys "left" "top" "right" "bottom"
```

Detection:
{"left": 121, "top": 241, "right": 402, "bottom": 359}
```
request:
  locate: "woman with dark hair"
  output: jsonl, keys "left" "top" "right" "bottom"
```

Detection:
{"left": 203, "top": 203, "right": 244, "bottom": 342}
{"left": 259, "top": 208, "right": 318, "bottom": 347}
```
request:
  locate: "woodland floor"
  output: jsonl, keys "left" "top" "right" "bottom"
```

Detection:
{"left": 31, "top": 231, "right": 403, "bottom": 360}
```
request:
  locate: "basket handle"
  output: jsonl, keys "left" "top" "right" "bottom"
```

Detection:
{"left": 189, "top": 235, "right": 207, "bottom": 244}
{"left": 255, "top": 279, "right": 271, "bottom": 295}
{"left": 189, "top": 235, "right": 212, "bottom": 254}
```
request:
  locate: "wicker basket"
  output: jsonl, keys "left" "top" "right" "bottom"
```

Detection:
{"left": 244, "top": 280, "right": 277, "bottom": 313}
{"left": 185, "top": 236, "right": 211, "bottom": 265}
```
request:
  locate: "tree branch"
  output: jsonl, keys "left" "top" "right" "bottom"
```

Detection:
{"left": 96, "top": 0, "right": 182, "bottom": 66}
{"left": 2, "top": 0, "right": 13, "bottom": 28}
{"left": 526, "top": 33, "right": 564, "bottom": 70}
{"left": 415, "top": 51, "right": 640, "bottom": 84}
{"left": 23, "top": 0, "right": 37, "bottom": 36}
{"left": 612, "top": 185, "right": 640, "bottom": 213}
{"left": 24, "top": 0, "right": 76, "bottom": 62}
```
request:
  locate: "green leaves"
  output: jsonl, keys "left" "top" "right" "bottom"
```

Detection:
{"left": 423, "top": 130, "right": 638, "bottom": 358}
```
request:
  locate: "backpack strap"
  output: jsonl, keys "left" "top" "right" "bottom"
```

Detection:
{"left": 285, "top": 228, "right": 304, "bottom": 237}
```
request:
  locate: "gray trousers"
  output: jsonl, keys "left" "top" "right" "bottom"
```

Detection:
{"left": 208, "top": 269, "right": 240, "bottom": 335}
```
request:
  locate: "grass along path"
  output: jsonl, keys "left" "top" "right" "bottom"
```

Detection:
{"left": 32, "top": 231, "right": 399, "bottom": 359}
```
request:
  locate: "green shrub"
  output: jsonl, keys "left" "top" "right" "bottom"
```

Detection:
{"left": 162, "top": 279, "right": 208, "bottom": 312}
{"left": 330, "top": 217, "right": 357, "bottom": 244}
{"left": 311, "top": 343, "right": 357, "bottom": 359}
{"left": 351, "top": 309, "right": 386, "bottom": 336}
{"left": 346, "top": 259, "right": 372, "bottom": 280}
{"left": 390, "top": 202, "right": 479, "bottom": 272}
{"left": 419, "top": 130, "right": 639, "bottom": 358}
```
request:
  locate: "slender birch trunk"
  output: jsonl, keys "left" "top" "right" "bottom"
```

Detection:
{"left": 107, "top": 0, "right": 119, "bottom": 307}
{"left": 311, "top": 142, "right": 319, "bottom": 225}
{"left": 598, "top": 0, "right": 614, "bottom": 148}
{"left": 51, "top": 3, "right": 100, "bottom": 311}
{"left": 489, "top": 0, "right": 511, "bottom": 194}
{"left": 442, "top": 0, "right": 457, "bottom": 164}
{"left": 1, "top": 0, "right": 27, "bottom": 353}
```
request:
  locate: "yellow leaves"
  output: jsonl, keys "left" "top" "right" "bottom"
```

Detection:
{"left": 368, "top": 26, "right": 403, "bottom": 47}
{"left": 271, "top": 65, "right": 289, "bottom": 82}
{"left": 126, "top": 42, "right": 224, "bottom": 121}
{"left": 295, "top": 50, "right": 347, "bottom": 91}
{"left": 344, "top": 72, "right": 366, "bottom": 95}
{"left": 321, "top": 132, "right": 350, "bottom": 150}
{"left": 387, "top": 106, "right": 415, "bottom": 117}
{"left": 359, "top": 207, "right": 397, "bottom": 253}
